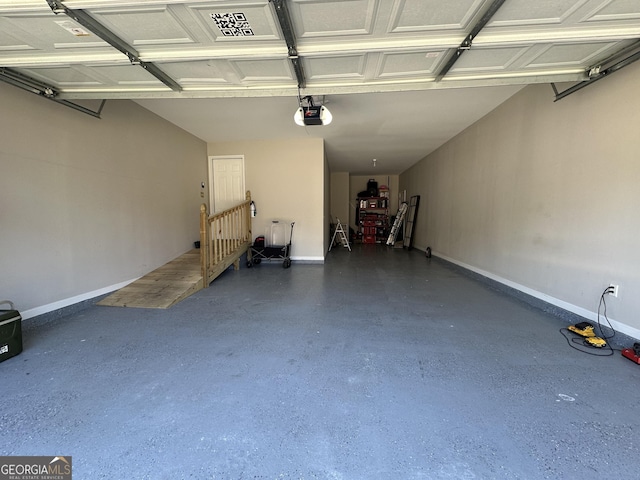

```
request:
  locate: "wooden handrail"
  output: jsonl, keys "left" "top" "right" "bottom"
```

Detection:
{"left": 199, "top": 191, "right": 252, "bottom": 288}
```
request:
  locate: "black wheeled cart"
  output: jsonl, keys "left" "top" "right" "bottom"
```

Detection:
{"left": 248, "top": 221, "right": 295, "bottom": 269}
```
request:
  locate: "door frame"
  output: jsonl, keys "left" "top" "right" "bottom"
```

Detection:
{"left": 208, "top": 154, "right": 246, "bottom": 213}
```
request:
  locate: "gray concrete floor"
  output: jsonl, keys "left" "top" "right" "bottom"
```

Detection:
{"left": 2, "top": 245, "right": 640, "bottom": 479}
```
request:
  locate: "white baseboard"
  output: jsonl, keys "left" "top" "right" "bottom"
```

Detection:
{"left": 291, "top": 256, "right": 324, "bottom": 264}
{"left": 435, "top": 251, "right": 640, "bottom": 341}
{"left": 21, "top": 278, "right": 139, "bottom": 320}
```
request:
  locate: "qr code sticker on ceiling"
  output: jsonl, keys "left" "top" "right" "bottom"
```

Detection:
{"left": 210, "top": 12, "right": 254, "bottom": 36}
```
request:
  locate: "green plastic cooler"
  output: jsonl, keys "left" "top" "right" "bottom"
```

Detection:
{"left": 0, "top": 300, "right": 22, "bottom": 363}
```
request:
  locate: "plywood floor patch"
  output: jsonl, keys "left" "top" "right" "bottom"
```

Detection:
{"left": 98, "top": 249, "right": 203, "bottom": 309}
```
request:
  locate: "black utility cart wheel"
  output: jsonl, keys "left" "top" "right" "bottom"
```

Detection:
{"left": 246, "top": 260, "right": 253, "bottom": 268}
{"left": 283, "top": 258, "right": 291, "bottom": 269}
{"left": 253, "top": 258, "right": 262, "bottom": 265}
{"left": 425, "top": 247, "right": 432, "bottom": 258}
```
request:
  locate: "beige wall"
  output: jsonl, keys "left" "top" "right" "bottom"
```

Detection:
{"left": 323, "top": 154, "right": 331, "bottom": 254}
{"left": 207, "top": 138, "right": 325, "bottom": 261}
{"left": 330, "top": 172, "right": 350, "bottom": 227}
{"left": 0, "top": 82, "right": 207, "bottom": 317}
{"left": 400, "top": 61, "right": 640, "bottom": 338}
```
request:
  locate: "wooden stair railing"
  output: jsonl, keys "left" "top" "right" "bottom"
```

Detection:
{"left": 199, "top": 191, "right": 252, "bottom": 288}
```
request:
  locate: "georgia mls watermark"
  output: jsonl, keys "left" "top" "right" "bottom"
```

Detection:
{"left": 0, "top": 456, "right": 71, "bottom": 480}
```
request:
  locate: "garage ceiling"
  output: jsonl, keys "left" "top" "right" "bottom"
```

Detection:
{"left": 2, "top": 0, "right": 639, "bottom": 174}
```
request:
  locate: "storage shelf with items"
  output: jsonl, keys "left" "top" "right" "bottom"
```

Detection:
{"left": 357, "top": 196, "right": 389, "bottom": 244}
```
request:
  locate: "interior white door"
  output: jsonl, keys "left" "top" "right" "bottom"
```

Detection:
{"left": 209, "top": 155, "right": 245, "bottom": 213}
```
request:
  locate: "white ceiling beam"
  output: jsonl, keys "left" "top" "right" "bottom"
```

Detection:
{"left": 476, "top": 27, "right": 640, "bottom": 46}
{"left": 0, "top": 0, "right": 230, "bottom": 9}
{"left": 55, "top": 71, "right": 585, "bottom": 100}
{"left": 0, "top": 53, "right": 130, "bottom": 68}
{"left": 7, "top": 30, "right": 638, "bottom": 68}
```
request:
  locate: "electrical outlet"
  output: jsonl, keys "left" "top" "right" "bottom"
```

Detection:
{"left": 608, "top": 284, "right": 619, "bottom": 297}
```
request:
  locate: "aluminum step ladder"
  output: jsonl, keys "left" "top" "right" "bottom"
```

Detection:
{"left": 386, "top": 202, "right": 408, "bottom": 246}
{"left": 329, "top": 218, "right": 351, "bottom": 251}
